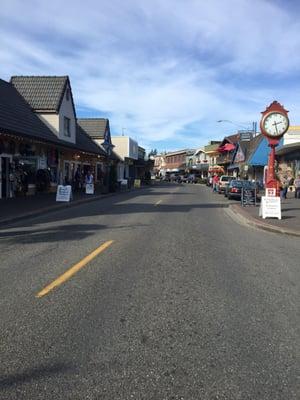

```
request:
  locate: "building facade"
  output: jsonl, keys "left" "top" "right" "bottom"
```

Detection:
{"left": 0, "top": 76, "right": 107, "bottom": 199}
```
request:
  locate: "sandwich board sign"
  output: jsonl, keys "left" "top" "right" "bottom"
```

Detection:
{"left": 134, "top": 179, "right": 141, "bottom": 188}
{"left": 241, "top": 188, "right": 256, "bottom": 207}
{"left": 85, "top": 183, "right": 94, "bottom": 194}
{"left": 259, "top": 196, "right": 281, "bottom": 220}
{"left": 56, "top": 185, "right": 72, "bottom": 202}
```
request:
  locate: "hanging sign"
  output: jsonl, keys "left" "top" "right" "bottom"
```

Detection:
{"left": 85, "top": 183, "right": 94, "bottom": 194}
{"left": 56, "top": 185, "right": 72, "bottom": 202}
{"left": 259, "top": 196, "right": 281, "bottom": 219}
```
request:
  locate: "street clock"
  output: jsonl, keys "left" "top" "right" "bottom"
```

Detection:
{"left": 260, "top": 101, "right": 289, "bottom": 141}
{"left": 260, "top": 100, "right": 289, "bottom": 197}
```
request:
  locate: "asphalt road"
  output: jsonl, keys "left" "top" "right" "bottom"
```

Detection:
{"left": 0, "top": 183, "right": 299, "bottom": 400}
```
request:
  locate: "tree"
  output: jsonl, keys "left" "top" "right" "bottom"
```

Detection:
{"left": 148, "top": 148, "right": 158, "bottom": 159}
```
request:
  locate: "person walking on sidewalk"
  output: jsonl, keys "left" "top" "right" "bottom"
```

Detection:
{"left": 281, "top": 176, "right": 289, "bottom": 199}
{"left": 294, "top": 174, "right": 300, "bottom": 199}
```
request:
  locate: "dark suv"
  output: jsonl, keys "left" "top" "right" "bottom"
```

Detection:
{"left": 226, "top": 180, "right": 258, "bottom": 200}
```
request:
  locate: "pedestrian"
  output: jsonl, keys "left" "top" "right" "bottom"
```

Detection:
{"left": 213, "top": 175, "right": 220, "bottom": 192}
{"left": 294, "top": 174, "right": 300, "bottom": 199}
{"left": 281, "top": 176, "right": 289, "bottom": 199}
{"left": 74, "top": 167, "right": 81, "bottom": 191}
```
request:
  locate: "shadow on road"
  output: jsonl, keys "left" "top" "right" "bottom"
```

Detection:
{"left": 0, "top": 362, "right": 73, "bottom": 389}
{"left": 0, "top": 184, "right": 229, "bottom": 245}
{"left": 0, "top": 222, "right": 149, "bottom": 244}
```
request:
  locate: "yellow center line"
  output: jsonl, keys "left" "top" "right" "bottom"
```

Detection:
{"left": 36, "top": 240, "right": 114, "bottom": 298}
{"left": 154, "top": 200, "right": 162, "bottom": 206}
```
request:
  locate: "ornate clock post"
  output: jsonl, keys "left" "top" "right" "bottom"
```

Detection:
{"left": 260, "top": 101, "right": 289, "bottom": 196}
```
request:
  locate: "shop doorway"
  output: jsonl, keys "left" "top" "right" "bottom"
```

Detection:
{"left": 0, "top": 156, "right": 10, "bottom": 199}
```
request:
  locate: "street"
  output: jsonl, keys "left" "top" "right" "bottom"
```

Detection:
{"left": 0, "top": 183, "right": 299, "bottom": 400}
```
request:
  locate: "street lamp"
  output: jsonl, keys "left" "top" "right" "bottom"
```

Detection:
{"left": 217, "top": 120, "right": 257, "bottom": 133}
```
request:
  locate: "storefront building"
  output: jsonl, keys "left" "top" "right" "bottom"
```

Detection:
{"left": 0, "top": 76, "right": 107, "bottom": 199}
{"left": 276, "top": 126, "right": 300, "bottom": 182}
{"left": 186, "top": 148, "right": 209, "bottom": 178}
{"left": 216, "top": 134, "right": 239, "bottom": 174}
{"left": 164, "top": 149, "right": 194, "bottom": 175}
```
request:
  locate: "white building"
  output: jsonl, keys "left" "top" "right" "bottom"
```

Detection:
{"left": 111, "top": 136, "right": 138, "bottom": 181}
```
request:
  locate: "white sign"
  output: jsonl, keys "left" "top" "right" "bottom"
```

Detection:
{"left": 265, "top": 188, "right": 276, "bottom": 197}
{"left": 56, "top": 185, "right": 72, "bottom": 202}
{"left": 38, "top": 156, "right": 47, "bottom": 169}
{"left": 259, "top": 196, "right": 281, "bottom": 220}
{"left": 85, "top": 183, "right": 94, "bottom": 194}
{"left": 120, "top": 179, "right": 128, "bottom": 185}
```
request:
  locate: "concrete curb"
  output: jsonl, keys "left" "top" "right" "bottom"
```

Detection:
{"left": 227, "top": 204, "right": 300, "bottom": 237}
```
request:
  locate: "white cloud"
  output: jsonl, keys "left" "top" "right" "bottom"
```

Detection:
{"left": 1, "top": 0, "right": 300, "bottom": 150}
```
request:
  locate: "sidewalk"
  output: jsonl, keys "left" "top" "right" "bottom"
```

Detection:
{"left": 229, "top": 192, "right": 300, "bottom": 237}
{"left": 0, "top": 188, "right": 116, "bottom": 226}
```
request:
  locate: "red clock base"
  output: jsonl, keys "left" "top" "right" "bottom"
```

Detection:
{"left": 265, "top": 143, "right": 280, "bottom": 196}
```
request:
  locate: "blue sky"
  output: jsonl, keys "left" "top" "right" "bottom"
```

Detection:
{"left": 1, "top": 0, "right": 300, "bottom": 153}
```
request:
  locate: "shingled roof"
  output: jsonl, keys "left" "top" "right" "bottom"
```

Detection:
{"left": 10, "top": 76, "right": 70, "bottom": 112}
{"left": 223, "top": 133, "right": 240, "bottom": 144}
{"left": 77, "top": 118, "right": 109, "bottom": 139}
{"left": 76, "top": 124, "right": 106, "bottom": 156}
{"left": 0, "top": 79, "right": 104, "bottom": 156}
{"left": 0, "top": 78, "right": 67, "bottom": 145}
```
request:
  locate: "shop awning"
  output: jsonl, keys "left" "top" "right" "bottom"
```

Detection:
{"left": 276, "top": 142, "right": 300, "bottom": 156}
{"left": 218, "top": 143, "right": 236, "bottom": 152}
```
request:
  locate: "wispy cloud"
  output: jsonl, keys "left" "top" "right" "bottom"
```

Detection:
{"left": 1, "top": 0, "right": 300, "bottom": 151}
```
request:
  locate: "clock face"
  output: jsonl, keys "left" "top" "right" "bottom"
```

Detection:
{"left": 262, "top": 112, "right": 289, "bottom": 137}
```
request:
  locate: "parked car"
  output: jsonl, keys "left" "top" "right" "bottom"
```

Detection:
{"left": 226, "top": 180, "right": 258, "bottom": 200}
{"left": 218, "top": 175, "right": 234, "bottom": 194}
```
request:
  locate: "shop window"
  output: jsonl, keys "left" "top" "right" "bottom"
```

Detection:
{"left": 16, "top": 158, "right": 37, "bottom": 185}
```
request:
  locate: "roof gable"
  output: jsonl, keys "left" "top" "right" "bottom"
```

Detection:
{"left": 0, "top": 79, "right": 104, "bottom": 156}
{"left": 248, "top": 135, "right": 283, "bottom": 166}
{"left": 76, "top": 124, "right": 106, "bottom": 156}
{"left": 0, "top": 78, "right": 64, "bottom": 144}
{"left": 77, "top": 118, "right": 110, "bottom": 142}
{"left": 10, "top": 75, "right": 73, "bottom": 113}
{"left": 220, "top": 133, "right": 240, "bottom": 146}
